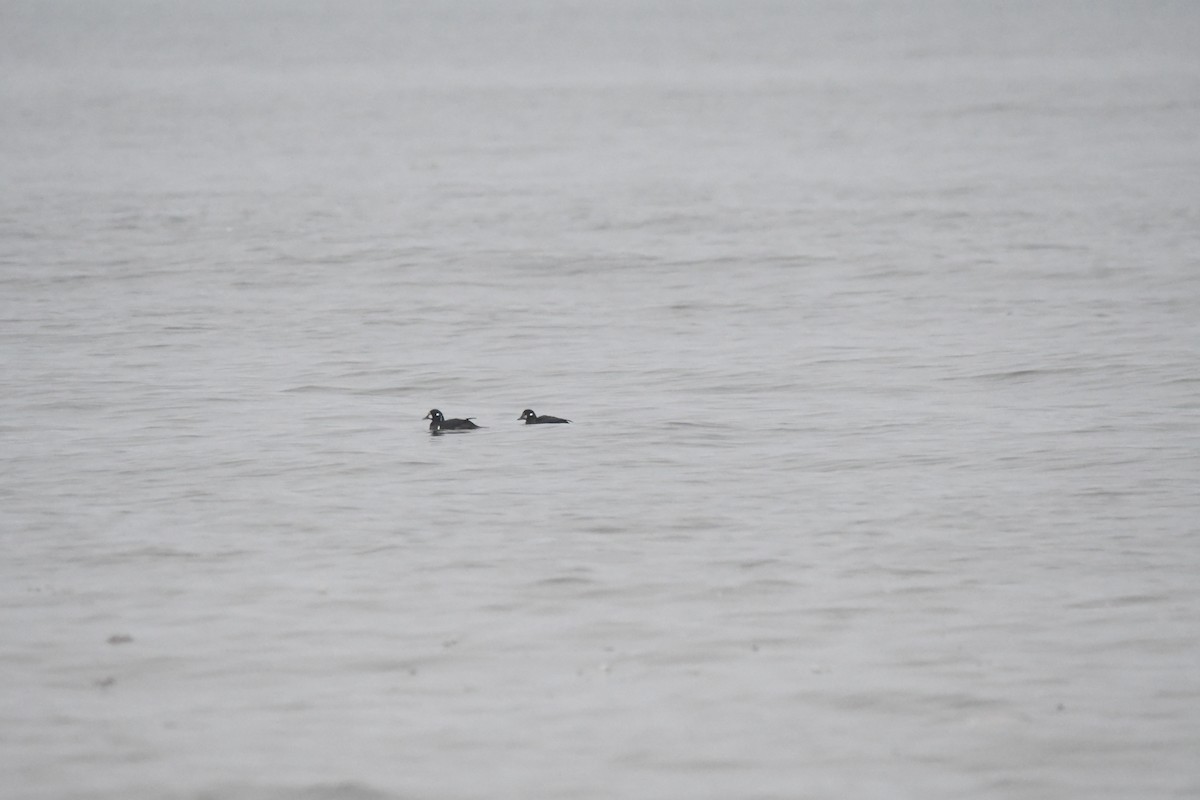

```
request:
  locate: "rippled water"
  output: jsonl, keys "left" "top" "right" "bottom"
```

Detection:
{"left": 3, "top": 1, "right": 1199, "bottom": 798}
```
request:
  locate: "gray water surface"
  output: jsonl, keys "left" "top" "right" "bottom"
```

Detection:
{"left": 2, "top": 2, "right": 1199, "bottom": 798}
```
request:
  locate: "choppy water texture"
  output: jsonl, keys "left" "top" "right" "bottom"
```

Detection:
{"left": 2, "top": 1, "right": 1199, "bottom": 798}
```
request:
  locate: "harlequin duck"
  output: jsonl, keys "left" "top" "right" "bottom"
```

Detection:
{"left": 424, "top": 409, "right": 480, "bottom": 431}
{"left": 518, "top": 409, "right": 570, "bottom": 424}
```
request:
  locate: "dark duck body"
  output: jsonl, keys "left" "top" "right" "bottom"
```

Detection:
{"left": 519, "top": 408, "right": 570, "bottom": 424}
{"left": 424, "top": 409, "right": 480, "bottom": 431}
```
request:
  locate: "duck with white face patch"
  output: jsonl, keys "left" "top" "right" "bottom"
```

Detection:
{"left": 518, "top": 409, "right": 570, "bottom": 424}
{"left": 424, "top": 409, "right": 480, "bottom": 431}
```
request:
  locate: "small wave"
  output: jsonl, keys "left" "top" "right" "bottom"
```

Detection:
{"left": 949, "top": 365, "right": 1102, "bottom": 383}
{"left": 281, "top": 384, "right": 355, "bottom": 394}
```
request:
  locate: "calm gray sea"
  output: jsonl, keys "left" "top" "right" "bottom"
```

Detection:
{"left": 2, "top": 1, "right": 1199, "bottom": 798}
